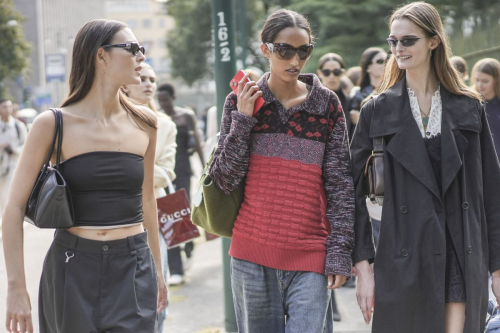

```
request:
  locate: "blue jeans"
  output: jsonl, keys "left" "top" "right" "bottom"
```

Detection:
{"left": 157, "top": 234, "right": 169, "bottom": 333}
{"left": 231, "top": 257, "right": 332, "bottom": 333}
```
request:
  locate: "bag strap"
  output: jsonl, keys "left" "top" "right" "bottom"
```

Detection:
{"left": 165, "top": 172, "right": 176, "bottom": 194}
{"left": 55, "top": 109, "right": 63, "bottom": 169}
{"left": 370, "top": 95, "right": 385, "bottom": 152}
{"left": 42, "top": 109, "right": 60, "bottom": 172}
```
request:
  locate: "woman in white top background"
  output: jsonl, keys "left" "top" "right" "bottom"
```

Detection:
{"left": 123, "top": 62, "right": 177, "bottom": 333}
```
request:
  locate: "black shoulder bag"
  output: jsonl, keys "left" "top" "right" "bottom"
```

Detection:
{"left": 25, "top": 109, "right": 74, "bottom": 228}
{"left": 363, "top": 95, "right": 385, "bottom": 206}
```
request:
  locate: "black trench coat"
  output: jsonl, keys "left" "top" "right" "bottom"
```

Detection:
{"left": 351, "top": 77, "right": 500, "bottom": 333}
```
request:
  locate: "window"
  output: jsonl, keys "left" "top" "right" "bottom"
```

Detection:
{"left": 143, "top": 19, "right": 152, "bottom": 29}
{"left": 158, "top": 18, "right": 165, "bottom": 28}
{"left": 127, "top": 19, "right": 137, "bottom": 29}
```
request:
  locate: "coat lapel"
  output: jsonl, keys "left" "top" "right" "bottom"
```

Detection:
{"left": 370, "top": 77, "right": 441, "bottom": 201}
{"left": 440, "top": 88, "right": 481, "bottom": 196}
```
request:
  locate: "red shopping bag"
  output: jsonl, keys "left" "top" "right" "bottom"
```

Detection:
{"left": 157, "top": 188, "right": 200, "bottom": 248}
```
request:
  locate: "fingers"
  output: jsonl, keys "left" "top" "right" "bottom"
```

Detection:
{"left": 237, "top": 73, "right": 249, "bottom": 96}
{"left": 329, "top": 275, "right": 347, "bottom": 289}
{"left": 327, "top": 275, "right": 334, "bottom": 289}
{"left": 26, "top": 318, "right": 33, "bottom": 333}
{"left": 11, "top": 318, "right": 18, "bottom": 333}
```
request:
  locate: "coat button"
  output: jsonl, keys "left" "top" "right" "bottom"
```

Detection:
{"left": 462, "top": 202, "right": 469, "bottom": 209}
{"left": 103, "top": 245, "right": 109, "bottom": 251}
{"left": 401, "top": 249, "right": 409, "bottom": 257}
{"left": 400, "top": 206, "right": 408, "bottom": 214}
{"left": 467, "top": 246, "right": 472, "bottom": 254}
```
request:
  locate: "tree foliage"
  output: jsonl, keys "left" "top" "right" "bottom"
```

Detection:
{"left": 165, "top": 0, "right": 212, "bottom": 86}
{"left": 0, "top": 0, "right": 31, "bottom": 96}
{"left": 165, "top": 0, "right": 498, "bottom": 85}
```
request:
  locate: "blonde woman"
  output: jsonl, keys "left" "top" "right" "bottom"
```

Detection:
{"left": 351, "top": 3, "right": 500, "bottom": 332}
{"left": 123, "top": 63, "right": 176, "bottom": 333}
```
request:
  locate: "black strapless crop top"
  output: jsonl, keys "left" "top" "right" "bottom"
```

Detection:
{"left": 59, "top": 151, "right": 144, "bottom": 227}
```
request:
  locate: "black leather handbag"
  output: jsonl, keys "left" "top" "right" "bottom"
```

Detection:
{"left": 364, "top": 136, "right": 385, "bottom": 205}
{"left": 24, "top": 109, "right": 74, "bottom": 228}
{"left": 363, "top": 95, "right": 384, "bottom": 206}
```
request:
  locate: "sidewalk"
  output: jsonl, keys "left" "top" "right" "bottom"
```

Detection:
{"left": 0, "top": 225, "right": 371, "bottom": 333}
{"left": 164, "top": 237, "right": 371, "bottom": 333}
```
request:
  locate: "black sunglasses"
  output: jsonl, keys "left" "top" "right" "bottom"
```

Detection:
{"left": 101, "top": 42, "right": 145, "bottom": 56}
{"left": 266, "top": 43, "right": 314, "bottom": 60}
{"left": 386, "top": 37, "right": 424, "bottom": 48}
{"left": 321, "top": 68, "right": 343, "bottom": 77}
{"left": 372, "top": 58, "right": 386, "bottom": 65}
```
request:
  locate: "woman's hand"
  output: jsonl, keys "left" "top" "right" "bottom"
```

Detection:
{"left": 350, "top": 110, "right": 360, "bottom": 125}
{"left": 327, "top": 275, "right": 347, "bottom": 289}
{"left": 236, "top": 73, "right": 263, "bottom": 118}
{"left": 157, "top": 275, "right": 168, "bottom": 313}
{"left": 6, "top": 287, "right": 33, "bottom": 333}
{"left": 355, "top": 260, "right": 375, "bottom": 325}
{"left": 492, "top": 270, "right": 500, "bottom": 310}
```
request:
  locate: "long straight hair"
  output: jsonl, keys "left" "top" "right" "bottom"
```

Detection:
{"left": 61, "top": 19, "right": 156, "bottom": 128}
{"left": 377, "top": 2, "right": 481, "bottom": 102}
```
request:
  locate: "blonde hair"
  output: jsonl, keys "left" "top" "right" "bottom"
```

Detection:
{"left": 471, "top": 58, "right": 500, "bottom": 98}
{"left": 377, "top": 2, "right": 481, "bottom": 101}
{"left": 122, "top": 62, "right": 158, "bottom": 112}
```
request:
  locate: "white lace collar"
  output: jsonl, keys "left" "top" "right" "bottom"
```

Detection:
{"left": 407, "top": 85, "right": 442, "bottom": 138}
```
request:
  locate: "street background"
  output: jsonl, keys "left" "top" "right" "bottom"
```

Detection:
{"left": 0, "top": 225, "right": 371, "bottom": 333}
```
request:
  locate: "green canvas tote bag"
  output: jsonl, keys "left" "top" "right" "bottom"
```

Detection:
{"left": 191, "top": 144, "right": 244, "bottom": 238}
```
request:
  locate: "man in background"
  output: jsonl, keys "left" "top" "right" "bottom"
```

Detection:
{"left": 0, "top": 99, "right": 27, "bottom": 217}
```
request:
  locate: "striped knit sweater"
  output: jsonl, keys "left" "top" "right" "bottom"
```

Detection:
{"left": 209, "top": 73, "right": 355, "bottom": 277}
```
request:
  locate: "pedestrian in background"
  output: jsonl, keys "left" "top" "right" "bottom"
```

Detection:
{"left": 2, "top": 19, "right": 167, "bottom": 333}
{"left": 351, "top": 3, "right": 500, "bottom": 332}
{"left": 471, "top": 58, "right": 500, "bottom": 156}
{"left": 349, "top": 47, "right": 387, "bottom": 127}
{"left": 210, "top": 9, "right": 354, "bottom": 332}
{"left": 317, "top": 53, "right": 353, "bottom": 141}
{"left": 0, "top": 98, "right": 27, "bottom": 217}
{"left": 157, "top": 83, "right": 205, "bottom": 286}
{"left": 123, "top": 62, "right": 177, "bottom": 333}
{"left": 450, "top": 56, "right": 469, "bottom": 82}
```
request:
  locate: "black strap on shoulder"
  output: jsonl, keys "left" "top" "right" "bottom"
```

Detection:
{"left": 371, "top": 95, "right": 385, "bottom": 151}
{"left": 43, "top": 109, "right": 60, "bottom": 171}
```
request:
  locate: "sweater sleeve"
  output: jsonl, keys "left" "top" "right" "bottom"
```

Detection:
{"left": 154, "top": 116, "right": 177, "bottom": 189}
{"left": 209, "top": 92, "right": 258, "bottom": 194}
{"left": 322, "top": 92, "right": 355, "bottom": 277}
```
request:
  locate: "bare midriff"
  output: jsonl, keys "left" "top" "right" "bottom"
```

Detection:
{"left": 67, "top": 223, "right": 145, "bottom": 241}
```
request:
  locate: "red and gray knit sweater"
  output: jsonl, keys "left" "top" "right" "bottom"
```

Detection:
{"left": 209, "top": 73, "right": 355, "bottom": 277}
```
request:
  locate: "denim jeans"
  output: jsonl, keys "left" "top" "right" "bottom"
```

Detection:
{"left": 231, "top": 257, "right": 332, "bottom": 333}
{"left": 157, "top": 233, "right": 169, "bottom": 333}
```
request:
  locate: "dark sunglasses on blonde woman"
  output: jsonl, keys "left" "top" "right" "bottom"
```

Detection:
{"left": 266, "top": 43, "right": 314, "bottom": 60}
{"left": 102, "top": 42, "right": 145, "bottom": 56}
{"left": 321, "top": 68, "right": 343, "bottom": 77}
{"left": 386, "top": 37, "right": 424, "bottom": 48}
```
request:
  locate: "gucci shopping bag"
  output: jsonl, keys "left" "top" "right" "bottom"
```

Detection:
{"left": 157, "top": 177, "right": 200, "bottom": 248}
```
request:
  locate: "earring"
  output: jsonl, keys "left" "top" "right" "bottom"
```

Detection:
{"left": 429, "top": 49, "right": 432, "bottom": 57}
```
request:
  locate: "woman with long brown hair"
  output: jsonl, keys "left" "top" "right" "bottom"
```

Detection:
{"left": 351, "top": 2, "right": 500, "bottom": 332}
{"left": 2, "top": 20, "right": 167, "bottom": 333}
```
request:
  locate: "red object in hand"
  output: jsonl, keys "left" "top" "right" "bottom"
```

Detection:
{"left": 229, "top": 70, "right": 265, "bottom": 115}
